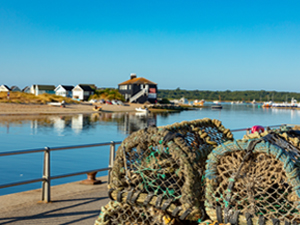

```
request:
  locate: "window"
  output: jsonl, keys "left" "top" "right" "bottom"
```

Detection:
{"left": 119, "top": 85, "right": 128, "bottom": 90}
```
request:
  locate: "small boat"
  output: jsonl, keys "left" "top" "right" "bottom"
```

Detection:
{"left": 93, "top": 105, "right": 102, "bottom": 111}
{"left": 135, "top": 107, "right": 149, "bottom": 113}
{"left": 211, "top": 104, "right": 222, "bottom": 109}
{"left": 47, "top": 101, "right": 66, "bottom": 108}
{"left": 212, "top": 95, "right": 222, "bottom": 109}
{"left": 193, "top": 99, "right": 205, "bottom": 106}
{"left": 262, "top": 101, "right": 273, "bottom": 108}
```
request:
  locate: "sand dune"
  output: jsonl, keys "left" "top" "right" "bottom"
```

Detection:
{"left": 0, "top": 103, "right": 144, "bottom": 115}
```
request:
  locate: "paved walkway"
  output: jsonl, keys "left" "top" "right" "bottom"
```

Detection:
{"left": 0, "top": 177, "right": 109, "bottom": 225}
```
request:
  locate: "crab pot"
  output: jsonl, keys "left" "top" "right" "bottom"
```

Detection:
{"left": 108, "top": 118, "right": 233, "bottom": 222}
{"left": 205, "top": 137, "right": 300, "bottom": 225}
{"left": 109, "top": 126, "right": 204, "bottom": 221}
{"left": 95, "top": 201, "right": 185, "bottom": 225}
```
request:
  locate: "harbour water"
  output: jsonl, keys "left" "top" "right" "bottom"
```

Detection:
{"left": 1, "top": 103, "right": 300, "bottom": 196}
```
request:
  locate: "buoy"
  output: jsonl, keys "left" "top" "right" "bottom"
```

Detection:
{"left": 251, "top": 125, "right": 264, "bottom": 133}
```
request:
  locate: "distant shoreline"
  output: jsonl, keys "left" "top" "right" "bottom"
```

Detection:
{"left": 0, "top": 103, "right": 145, "bottom": 116}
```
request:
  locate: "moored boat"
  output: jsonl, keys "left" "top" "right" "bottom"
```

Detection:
{"left": 211, "top": 104, "right": 222, "bottom": 109}
{"left": 135, "top": 107, "right": 149, "bottom": 113}
{"left": 193, "top": 99, "right": 205, "bottom": 106}
{"left": 262, "top": 101, "right": 273, "bottom": 108}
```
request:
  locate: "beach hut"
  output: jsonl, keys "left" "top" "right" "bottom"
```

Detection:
{"left": 72, "top": 84, "right": 95, "bottom": 101}
{"left": 55, "top": 85, "right": 74, "bottom": 98}
{"left": 0, "top": 85, "right": 11, "bottom": 92}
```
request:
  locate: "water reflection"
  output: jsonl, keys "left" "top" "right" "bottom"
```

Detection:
{"left": 0, "top": 112, "right": 157, "bottom": 135}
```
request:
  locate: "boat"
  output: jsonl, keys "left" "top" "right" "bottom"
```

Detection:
{"left": 47, "top": 101, "right": 66, "bottom": 108}
{"left": 211, "top": 104, "right": 222, "bottom": 109}
{"left": 93, "top": 105, "right": 102, "bottom": 111}
{"left": 212, "top": 95, "right": 222, "bottom": 109}
{"left": 135, "top": 107, "right": 149, "bottom": 113}
{"left": 262, "top": 101, "right": 273, "bottom": 108}
{"left": 193, "top": 99, "right": 205, "bottom": 106}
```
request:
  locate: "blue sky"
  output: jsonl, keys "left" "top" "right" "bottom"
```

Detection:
{"left": 1, "top": 0, "right": 300, "bottom": 91}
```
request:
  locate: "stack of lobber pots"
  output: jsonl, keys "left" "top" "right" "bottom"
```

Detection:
{"left": 205, "top": 126, "right": 300, "bottom": 224}
{"left": 95, "top": 118, "right": 233, "bottom": 225}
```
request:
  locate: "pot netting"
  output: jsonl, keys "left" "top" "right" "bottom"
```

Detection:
{"left": 95, "top": 201, "right": 183, "bottom": 225}
{"left": 162, "top": 118, "right": 233, "bottom": 152}
{"left": 108, "top": 118, "right": 233, "bottom": 222}
{"left": 162, "top": 118, "right": 233, "bottom": 196}
{"left": 205, "top": 137, "right": 300, "bottom": 225}
{"left": 243, "top": 125, "right": 300, "bottom": 149}
{"left": 109, "top": 126, "right": 204, "bottom": 220}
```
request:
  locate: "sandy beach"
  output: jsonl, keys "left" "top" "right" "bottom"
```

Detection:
{"left": 0, "top": 103, "right": 145, "bottom": 116}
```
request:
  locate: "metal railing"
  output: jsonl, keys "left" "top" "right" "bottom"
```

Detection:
{"left": 0, "top": 123, "right": 291, "bottom": 203}
{"left": 0, "top": 141, "right": 121, "bottom": 202}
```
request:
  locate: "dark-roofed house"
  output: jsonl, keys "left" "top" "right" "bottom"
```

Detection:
{"left": 0, "top": 85, "right": 11, "bottom": 92}
{"left": 72, "top": 84, "right": 95, "bottom": 101}
{"left": 55, "top": 85, "right": 74, "bottom": 98}
{"left": 30, "top": 85, "right": 56, "bottom": 96}
{"left": 22, "top": 86, "right": 31, "bottom": 93}
{"left": 11, "top": 86, "right": 21, "bottom": 92}
{"left": 118, "top": 74, "right": 157, "bottom": 103}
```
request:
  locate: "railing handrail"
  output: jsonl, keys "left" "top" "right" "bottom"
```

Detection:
{"left": 0, "top": 140, "right": 122, "bottom": 202}
{"left": 0, "top": 141, "right": 122, "bottom": 157}
{"left": 231, "top": 124, "right": 287, "bottom": 133}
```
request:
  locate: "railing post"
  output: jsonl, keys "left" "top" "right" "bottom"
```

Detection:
{"left": 108, "top": 141, "right": 116, "bottom": 184}
{"left": 42, "top": 147, "right": 51, "bottom": 203}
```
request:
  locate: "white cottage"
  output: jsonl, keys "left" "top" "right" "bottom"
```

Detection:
{"left": 72, "top": 84, "right": 95, "bottom": 101}
{"left": 30, "top": 85, "right": 56, "bottom": 96}
{"left": 55, "top": 85, "right": 74, "bottom": 98}
{"left": 11, "top": 86, "right": 21, "bottom": 92}
{"left": 0, "top": 85, "right": 11, "bottom": 92}
{"left": 22, "top": 86, "right": 31, "bottom": 93}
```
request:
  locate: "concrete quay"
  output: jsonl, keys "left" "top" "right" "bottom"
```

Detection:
{"left": 0, "top": 176, "right": 109, "bottom": 225}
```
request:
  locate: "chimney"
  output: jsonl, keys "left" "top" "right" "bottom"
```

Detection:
{"left": 130, "top": 73, "right": 137, "bottom": 79}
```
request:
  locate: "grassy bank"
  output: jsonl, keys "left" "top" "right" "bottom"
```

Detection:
{"left": 0, "top": 92, "right": 78, "bottom": 104}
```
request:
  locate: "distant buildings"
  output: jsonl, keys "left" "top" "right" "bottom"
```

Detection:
{"left": 55, "top": 85, "right": 74, "bottom": 98}
{"left": 11, "top": 86, "right": 21, "bottom": 92}
{"left": 30, "top": 85, "right": 56, "bottom": 96}
{"left": 118, "top": 73, "right": 157, "bottom": 103}
{"left": 1, "top": 74, "right": 159, "bottom": 103}
{"left": 0, "top": 85, "right": 11, "bottom": 92}
{"left": 72, "top": 84, "right": 95, "bottom": 101}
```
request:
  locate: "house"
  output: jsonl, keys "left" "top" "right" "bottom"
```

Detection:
{"left": 30, "top": 85, "right": 56, "bottom": 96}
{"left": 10, "top": 86, "right": 21, "bottom": 92}
{"left": 22, "top": 86, "right": 31, "bottom": 93}
{"left": 0, "top": 85, "right": 11, "bottom": 92}
{"left": 55, "top": 85, "right": 74, "bottom": 98}
{"left": 72, "top": 84, "right": 95, "bottom": 101}
{"left": 118, "top": 74, "right": 157, "bottom": 103}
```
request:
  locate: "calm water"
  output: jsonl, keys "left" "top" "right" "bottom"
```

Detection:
{"left": 1, "top": 103, "right": 300, "bottom": 195}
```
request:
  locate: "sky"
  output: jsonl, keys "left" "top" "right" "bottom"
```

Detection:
{"left": 0, "top": 0, "right": 300, "bottom": 92}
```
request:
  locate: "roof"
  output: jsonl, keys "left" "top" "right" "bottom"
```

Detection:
{"left": 0, "top": 85, "right": 11, "bottom": 91}
{"left": 77, "top": 85, "right": 94, "bottom": 91}
{"left": 35, "top": 85, "right": 56, "bottom": 90}
{"left": 11, "top": 86, "right": 20, "bottom": 89}
{"left": 118, "top": 77, "right": 157, "bottom": 85}
{"left": 22, "top": 86, "right": 30, "bottom": 91}
{"left": 55, "top": 85, "right": 74, "bottom": 91}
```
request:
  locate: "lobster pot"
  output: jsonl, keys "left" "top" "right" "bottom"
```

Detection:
{"left": 162, "top": 118, "right": 234, "bottom": 202}
{"left": 205, "top": 138, "right": 300, "bottom": 225}
{"left": 109, "top": 119, "right": 233, "bottom": 221}
{"left": 243, "top": 125, "right": 300, "bottom": 149}
{"left": 94, "top": 201, "right": 181, "bottom": 225}
{"left": 109, "top": 126, "right": 204, "bottom": 221}
{"left": 162, "top": 118, "right": 233, "bottom": 152}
